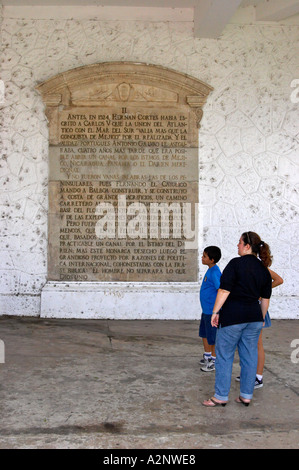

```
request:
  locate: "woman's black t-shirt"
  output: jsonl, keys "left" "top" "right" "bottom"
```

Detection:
{"left": 219, "top": 255, "right": 272, "bottom": 327}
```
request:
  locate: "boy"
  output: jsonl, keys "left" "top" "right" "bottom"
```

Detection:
{"left": 199, "top": 246, "right": 221, "bottom": 372}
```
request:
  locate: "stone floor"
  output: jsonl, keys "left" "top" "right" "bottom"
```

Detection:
{"left": 0, "top": 316, "right": 298, "bottom": 449}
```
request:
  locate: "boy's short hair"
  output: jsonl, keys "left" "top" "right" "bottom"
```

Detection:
{"left": 204, "top": 246, "right": 221, "bottom": 263}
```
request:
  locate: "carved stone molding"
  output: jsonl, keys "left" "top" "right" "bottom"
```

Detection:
{"left": 36, "top": 62, "right": 213, "bottom": 128}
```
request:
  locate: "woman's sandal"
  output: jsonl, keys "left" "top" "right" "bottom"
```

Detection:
{"left": 235, "top": 396, "right": 250, "bottom": 407}
{"left": 202, "top": 397, "right": 227, "bottom": 407}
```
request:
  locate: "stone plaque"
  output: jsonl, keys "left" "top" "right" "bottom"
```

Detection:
{"left": 37, "top": 63, "right": 213, "bottom": 283}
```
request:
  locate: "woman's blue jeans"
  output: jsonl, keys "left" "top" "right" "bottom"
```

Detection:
{"left": 214, "top": 322, "right": 263, "bottom": 402}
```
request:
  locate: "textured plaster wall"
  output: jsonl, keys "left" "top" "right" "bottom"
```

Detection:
{"left": 0, "top": 14, "right": 298, "bottom": 318}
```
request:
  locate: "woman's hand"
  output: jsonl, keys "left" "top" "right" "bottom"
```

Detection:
{"left": 211, "top": 313, "right": 219, "bottom": 328}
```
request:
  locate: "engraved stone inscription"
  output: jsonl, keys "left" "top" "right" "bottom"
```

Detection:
{"left": 38, "top": 63, "right": 213, "bottom": 283}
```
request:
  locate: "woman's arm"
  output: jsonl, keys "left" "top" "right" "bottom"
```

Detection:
{"left": 268, "top": 268, "right": 283, "bottom": 289}
{"left": 260, "top": 298, "right": 270, "bottom": 319}
{"left": 211, "top": 289, "right": 230, "bottom": 327}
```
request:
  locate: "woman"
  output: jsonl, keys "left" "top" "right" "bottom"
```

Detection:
{"left": 203, "top": 231, "right": 272, "bottom": 407}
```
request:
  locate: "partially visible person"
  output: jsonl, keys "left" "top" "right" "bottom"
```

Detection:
{"left": 236, "top": 268, "right": 283, "bottom": 389}
{"left": 203, "top": 232, "right": 272, "bottom": 407}
{"left": 198, "top": 246, "right": 222, "bottom": 372}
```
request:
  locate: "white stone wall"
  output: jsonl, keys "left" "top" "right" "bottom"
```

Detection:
{"left": 0, "top": 14, "right": 298, "bottom": 318}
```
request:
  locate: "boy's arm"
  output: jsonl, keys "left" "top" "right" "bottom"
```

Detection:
{"left": 211, "top": 269, "right": 221, "bottom": 290}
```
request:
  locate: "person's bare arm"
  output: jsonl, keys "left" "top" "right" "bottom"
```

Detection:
{"left": 268, "top": 268, "right": 283, "bottom": 289}
{"left": 211, "top": 289, "right": 230, "bottom": 327}
{"left": 260, "top": 298, "right": 270, "bottom": 320}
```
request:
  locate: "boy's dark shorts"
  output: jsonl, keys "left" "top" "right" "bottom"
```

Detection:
{"left": 199, "top": 313, "right": 217, "bottom": 345}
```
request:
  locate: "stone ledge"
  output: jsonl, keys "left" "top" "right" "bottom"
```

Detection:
{"left": 40, "top": 281, "right": 200, "bottom": 319}
{"left": 41, "top": 281, "right": 200, "bottom": 292}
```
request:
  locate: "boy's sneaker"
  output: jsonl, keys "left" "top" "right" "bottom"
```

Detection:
{"left": 199, "top": 354, "right": 210, "bottom": 365}
{"left": 235, "top": 376, "right": 263, "bottom": 388}
{"left": 254, "top": 377, "right": 263, "bottom": 389}
{"left": 200, "top": 359, "right": 215, "bottom": 372}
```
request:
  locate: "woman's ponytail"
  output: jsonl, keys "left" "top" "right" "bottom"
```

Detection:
{"left": 242, "top": 231, "right": 272, "bottom": 267}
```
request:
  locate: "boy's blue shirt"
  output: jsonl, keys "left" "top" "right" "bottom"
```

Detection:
{"left": 200, "top": 264, "right": 221, "bottom": 315}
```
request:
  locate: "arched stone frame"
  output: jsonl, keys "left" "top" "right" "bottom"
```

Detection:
{"left": 37, "top": 62, "right": 213, "bottom": 318}
{"left": 36, "top": 61, "right": 212, "bottom": 131}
